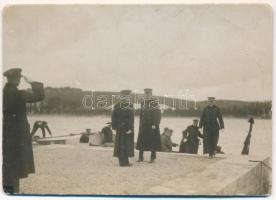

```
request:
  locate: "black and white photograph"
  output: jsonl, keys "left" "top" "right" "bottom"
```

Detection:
{"left": 1, "top": 1, "right": 273, "bottom": 196}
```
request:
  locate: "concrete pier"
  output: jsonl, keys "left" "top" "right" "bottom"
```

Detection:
{"left": 20, "top": 144, "right": 271, "bottom": 195}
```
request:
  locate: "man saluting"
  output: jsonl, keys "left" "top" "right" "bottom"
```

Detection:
{"left": 199, "top": 97, "right": 224, "bottom": 158}
{"left": 136, "top": 88, "right": 162, "bottom": 163}
{"left": 3, "top": 68, "right": 44, "bottom": 193}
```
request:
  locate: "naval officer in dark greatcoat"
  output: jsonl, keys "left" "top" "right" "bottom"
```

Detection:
{"left": 3, "top": 68, "right": 44, "bottom": 193}
{"left": 111, "top": 90, "right": 134, "bottom": 167}
{"left": 136, "top": 88, "right": 162, "bottom": 163}
{"left": 199, "top": 97, "right": 224, "bottom": 158}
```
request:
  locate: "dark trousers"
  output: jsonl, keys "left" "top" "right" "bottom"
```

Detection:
{"left": 118, "top": 142, "right": 130, "bottom": 166}
{"left": 139, "top": 150, "right": 156, "bottom": 161}
{"left": 118, "top": 156, "right": 129, "bottom": 166}
{"left": 207, "top": 130, "right": 219, "bottom": 156}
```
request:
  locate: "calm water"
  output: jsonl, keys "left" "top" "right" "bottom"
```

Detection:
{"left": 28, "top": 115, "right": 272, "bottom": 156}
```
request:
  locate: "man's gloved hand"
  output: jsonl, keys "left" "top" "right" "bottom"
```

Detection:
{"left": 22, "top": 75, "right": 32, "bottom": 84}
{"left": 152, "top": 125, "right": 156, "bottom": 129}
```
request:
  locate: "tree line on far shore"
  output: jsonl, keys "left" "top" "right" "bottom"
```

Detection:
{"left": 27, "top": 87, "right": 272, "bottom": 118}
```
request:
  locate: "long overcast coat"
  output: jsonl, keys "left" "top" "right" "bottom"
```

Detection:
{"left": 3, "top": 82, "right": 44, "bottom": 185}
{"left": 111, "top": 100, "right": 134, "bottom": 157}
{"left": 181, "top": 125, "right": 203, "bottom": 154}
{"left": 199, "top": 105, "right": 224, "bottom": 154}
{"left": 136, "top": 99, "right": 162, "bottom": 151}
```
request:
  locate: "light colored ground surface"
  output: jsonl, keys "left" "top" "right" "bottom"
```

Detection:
{"left": 20, "top": 144, "right": 222, "bottom": 195}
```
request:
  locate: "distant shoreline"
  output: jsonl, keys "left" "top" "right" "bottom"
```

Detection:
{"left": 27, "top": 113, "right": 272, "bottom": 120}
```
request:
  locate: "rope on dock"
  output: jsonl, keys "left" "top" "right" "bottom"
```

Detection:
{"left": 249, "top": 160, "right": 272, "bottom": 171}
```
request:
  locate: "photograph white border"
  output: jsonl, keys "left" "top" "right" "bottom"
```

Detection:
{"left": 0, "top": 1, "right": 274, "bottom": 200}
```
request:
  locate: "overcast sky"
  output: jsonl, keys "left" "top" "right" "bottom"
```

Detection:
{"left": 3, "top": 4, "right": 272, "bottom": 101}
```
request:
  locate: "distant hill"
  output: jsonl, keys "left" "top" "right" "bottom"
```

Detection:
{"left": 27, "top": 86, "right": 272, "bottom": 118}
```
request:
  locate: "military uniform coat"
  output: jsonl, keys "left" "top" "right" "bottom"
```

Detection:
{"left": 3, "top": 82, "right": 44, "bottom": 183}
{"left": 181, "top": 125, "right": 203, "bottom": 154}
{"left": 136, "top": 99, "right": 162, "bottom": 151}
{"left": 161, "top": 134, "right": 174, "bottom": 152}
{"left": 111, "top": 100, "right": 134, "bottom": 157}
{"left": 199, "top": 105, "right": 224, "bottom": 154}
{"left": 101, "top": 126, "right": 113, "bottom": 143}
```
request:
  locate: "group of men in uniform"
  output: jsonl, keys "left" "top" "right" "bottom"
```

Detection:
{"left": 179, "top": 97, "right": 224, "bottom": 157}
{"left": 111, "top": 89, "right": 225, "bottom": 167}
{"left": 2, "top": 68, "right": 225, "bottom": 194}
{"left": 111, "top": 88, "right": 162, "bottom": 166}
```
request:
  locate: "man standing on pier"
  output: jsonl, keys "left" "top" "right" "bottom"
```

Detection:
{"left": 136, "top": 88, "right": 162, "bottom": 163}
{"left": 199, "top": 97, "right": 224, "bottom": 158}
{"left": 3, "top": 68, "right": 44, "bottom": 193}
{"left": 111, "top": 90, "right": 134, "bottom": 167}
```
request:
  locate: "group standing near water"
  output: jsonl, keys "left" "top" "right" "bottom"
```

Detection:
{"left": 111, "top": 88, "right": 225, "bottom": 167}
{"left": 2, "top": 68, "right": 225, "bottom": 193}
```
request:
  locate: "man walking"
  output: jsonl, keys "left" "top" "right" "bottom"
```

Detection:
{"left": 111, "top": 90, "right": 134, "bottom": 167}
{"left": 3, "top": 68, "right": 44, "bottom": 193}
{"left": 136, "top": 88, "right": 162, "bottom": 163}
{"left": 199, "top": 97, "right": 224, "bottom": 158}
